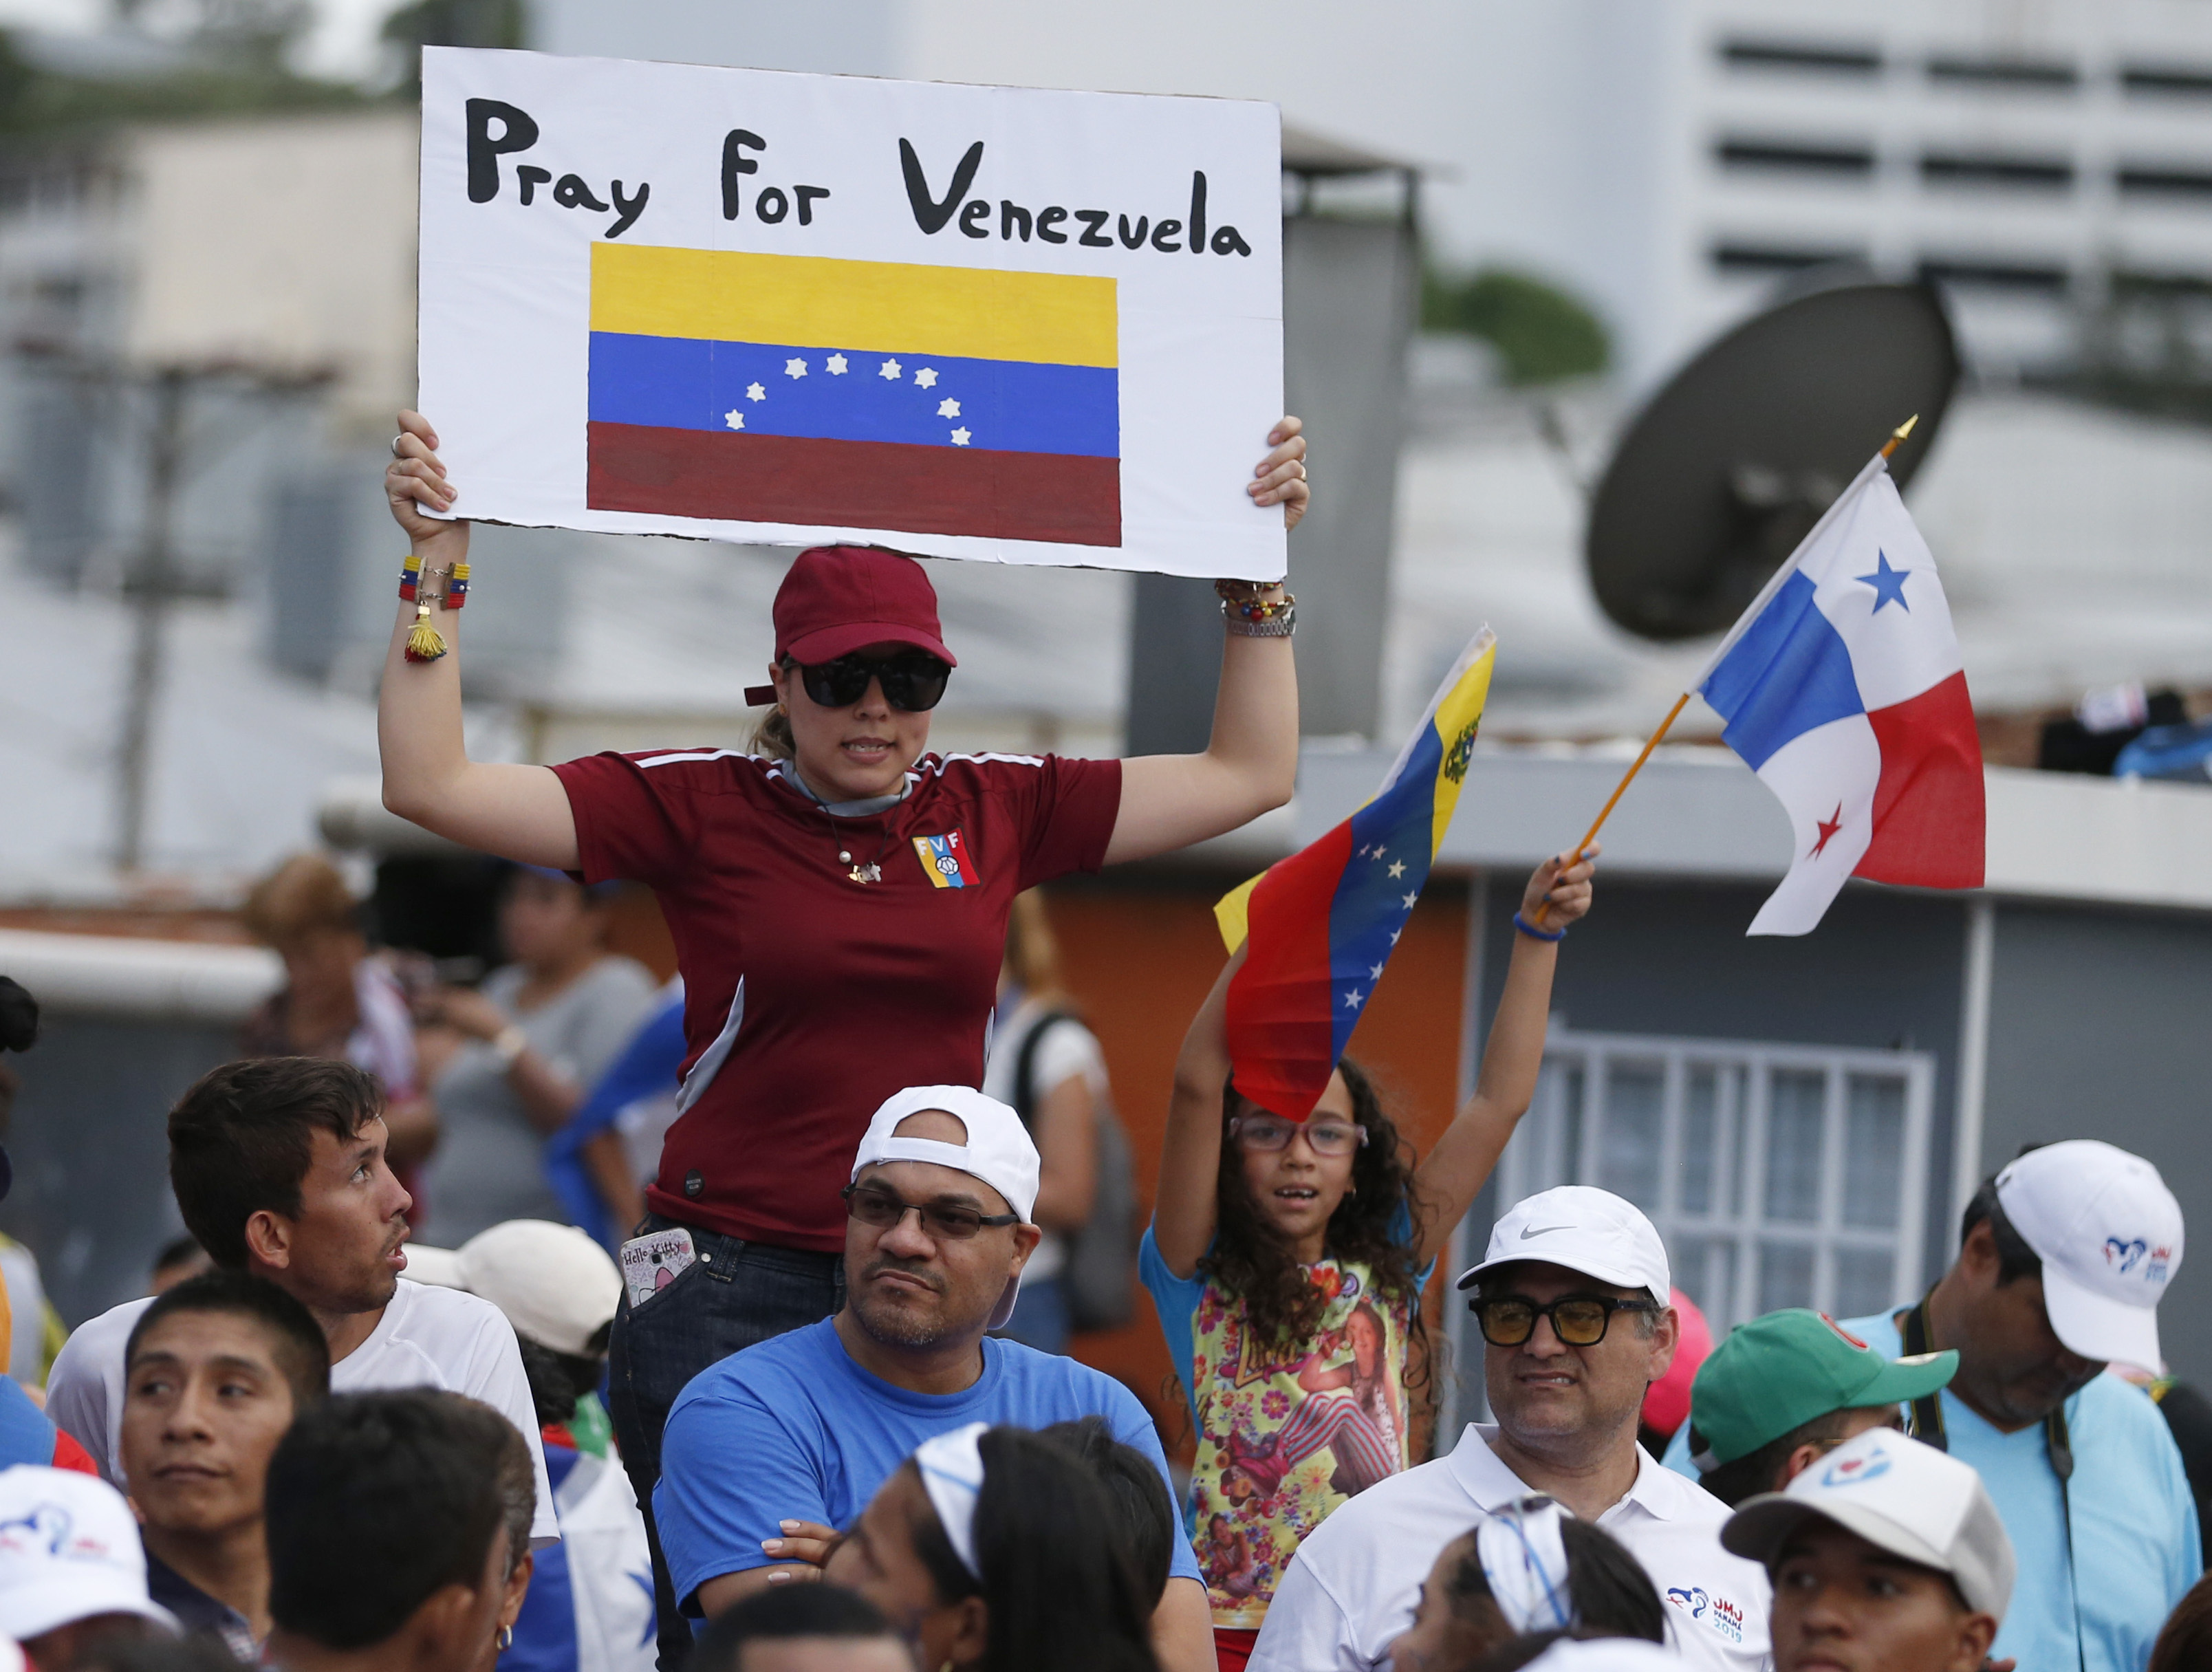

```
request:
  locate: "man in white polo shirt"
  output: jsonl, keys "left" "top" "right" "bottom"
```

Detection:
{"left": 1250, "top": 1186, "right": 1768, "bottom": 1672}
{"left": 1839, "top": 1139, "right": 2198, "bottom": 1672}
{"left": 45, "top": 1058, "right": 555, "bottom": 1545}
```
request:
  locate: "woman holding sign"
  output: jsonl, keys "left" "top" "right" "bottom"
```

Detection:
{"left": 380, "top": 406, "right": 1305, "bottom": 1665}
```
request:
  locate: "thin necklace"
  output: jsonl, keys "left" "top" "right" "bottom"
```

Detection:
{"left": 825, "top": 809, "right": 898, "bottom": 884}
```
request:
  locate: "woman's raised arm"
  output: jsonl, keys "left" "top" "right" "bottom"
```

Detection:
{"left": 379, "top": 411, "right": 580, "bottom": 869}
{"left": 1103, "top": 418, "right": 1308, "bottom": 866}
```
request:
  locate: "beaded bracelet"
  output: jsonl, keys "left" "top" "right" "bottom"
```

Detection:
{"left": 1512, "top": 911, "right": 1566, "bottom": 942}
{"left": 1224, "top": 605, "right": 1295, "bottom": 638}
{"left": 398, "top": 554, "right": 470, "bottom": 664}
{"left": 1215, "top": 578, "right": 1294, "bottom": 620}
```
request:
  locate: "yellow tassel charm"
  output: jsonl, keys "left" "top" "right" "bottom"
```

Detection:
{"left": 404, "top": 602, "right": 448, "bottom": 663}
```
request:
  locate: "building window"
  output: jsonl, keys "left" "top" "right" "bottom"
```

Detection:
{"left": 1920, "top": 152, "right": 2074, "bottom": 191}
{"left": 1711, "top": 242, "right": 1865, "bottom": 274}
{"left": 1715, "top": 139, "right": 1876, "bottom": 178}
{"left": 1493, "top": 1028, "right": 1936, "bottom": 1331}
{"left": 1918, "top": 257, "right": 2071, "bottom": 292}
{"left": 2118, "top": 164, "right": 2212, "bottom": 199}
{"left": 1720, "top": 39, "right": 1881, "bottom": 76}
{"left": 1927, "top": 54, "right": 2078, "bottom": 91}
{"left": 2123, "top": 64, "right": 2212, "bottom": 98}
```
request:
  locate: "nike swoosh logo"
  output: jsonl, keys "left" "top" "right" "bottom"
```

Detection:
{"left": 1521, "top": 1224, "right": 1572, "bottom": 1239}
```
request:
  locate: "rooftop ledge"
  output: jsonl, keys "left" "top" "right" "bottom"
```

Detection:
{"left": 1281, "top": 741, "right": 2212, "bottom": 915}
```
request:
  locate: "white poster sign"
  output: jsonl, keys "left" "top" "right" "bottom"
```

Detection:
{"left": 417, "top": 48, "right": 1286, "bottom": 578}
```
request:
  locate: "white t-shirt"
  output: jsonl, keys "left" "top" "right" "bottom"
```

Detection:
{"left": 47, "top": 1277, "right": 558, "bottom": 1544}
{"left": 982, "top": 999, "right": 1107, "bottom": 1285}
{"left": 1248, "top": 1424, "right": 1770, "bottom": 1672}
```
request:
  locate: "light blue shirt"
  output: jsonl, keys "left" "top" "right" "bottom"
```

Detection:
{"left": 1829, "top": 1308, "right": 2200, "bottom": 1672}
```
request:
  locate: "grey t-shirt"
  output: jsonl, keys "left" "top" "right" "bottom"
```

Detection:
{"left": 424, "top": 956, "right": 657, "bottom": 1244}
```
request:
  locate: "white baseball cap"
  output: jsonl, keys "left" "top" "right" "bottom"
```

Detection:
{"left": 852, "top": 1087, "right": 1040, "bottom": 1332}
{"left": 1722, "top": 1426, "right": 2016, "bottom": 1622}
{"left": 1457, "top": 1186, "right": 1671, "bottom": 1307}
{"left": 458, "top": 1220, "right": 625, "bottom": 1358}
{"left": 1994, "top": 1140, "right": 2183, "bottom": 1367}
{"left": 851, "top": 1087, "right": 1040, "bottom": 1225}
{"left": 0, "top": 1465, "right": 177, "bottom": 1642}
{"left": 398, "top": 1244, "right": 466, "bottom": 1291}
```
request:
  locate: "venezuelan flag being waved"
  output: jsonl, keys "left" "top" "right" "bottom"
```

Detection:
{"left": 586, "top": 244, "right": 1121, "bottom": 546}
{"left": 1696, "top": 449, "right": 1983, "bottom": 935}
{"left": 1213, "top": 631, "right": 1496, "bottom": 1121}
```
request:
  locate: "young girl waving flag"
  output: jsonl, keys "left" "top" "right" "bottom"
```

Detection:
{"left": 1142, "top": 849, "right": 1596, "bottom": 1670}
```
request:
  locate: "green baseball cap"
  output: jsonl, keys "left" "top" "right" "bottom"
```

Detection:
{"left": 1689, "top": 1309, "right": 1957, "bottom": 1467}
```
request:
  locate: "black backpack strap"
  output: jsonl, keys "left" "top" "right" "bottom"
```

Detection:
{"left": 1010, "top": 1008, "right": 1074, "bottom": 1127}
{"left": 1900, "top": 1297, "right": 1948, "bottom": 1453}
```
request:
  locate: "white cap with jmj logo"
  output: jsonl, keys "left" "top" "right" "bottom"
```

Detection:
{"left": 1722, "top": 1427, "right": 2016, "bottom": 1622}
{"left": 1995, "top": 1139, "right": 2184, "bottom": 1368}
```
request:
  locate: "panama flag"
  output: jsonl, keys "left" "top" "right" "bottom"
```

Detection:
{"left": 1213, "top": 631, "right": 1495, "bottom": 1120}
{"left": 1697, "top": 451, "right": 1983, "bottom": 936}
{"left": 584, "top": 243, "right": 1119, "bottom": 547}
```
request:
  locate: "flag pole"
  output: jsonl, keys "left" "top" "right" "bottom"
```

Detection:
{"left": 1531, "top": 415, "right": 1920, "bottom": 923}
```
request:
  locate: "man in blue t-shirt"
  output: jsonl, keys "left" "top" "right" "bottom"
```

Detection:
{"left": 1840, "top": 1140, "right": 2199, "bottom": 1672}
{"left": 654, "top": 1084, "right": 1211, "bottom": 1672}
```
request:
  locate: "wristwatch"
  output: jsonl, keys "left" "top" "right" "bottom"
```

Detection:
{"left": 491, "top": 1025, "right": 529, "bottom": 1067}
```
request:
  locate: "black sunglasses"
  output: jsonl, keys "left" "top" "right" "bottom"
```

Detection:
{"left": 1468, "top": 1292, "right": 1659, "bottom": 1348}
{"left": 790, "top": 652, "right": 951, "bottom": 713}
{"left": 841, "top": 1182, "right": 1018, "bottom": 1241}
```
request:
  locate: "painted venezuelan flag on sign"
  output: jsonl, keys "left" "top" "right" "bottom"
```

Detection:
{"left": 585, "top": 244, "right": 1121, "bottom": 546}
{"left": 1213, "top": 630, "right": 1496, "bottom": 1121}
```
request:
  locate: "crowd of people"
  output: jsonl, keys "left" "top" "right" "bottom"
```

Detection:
{"left": 0, "top": 401, "right": 2202, "bottom": 1672}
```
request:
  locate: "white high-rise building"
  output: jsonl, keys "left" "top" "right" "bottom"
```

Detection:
{"left": 534, "top": 0, "right": 2212, "bottom": 387}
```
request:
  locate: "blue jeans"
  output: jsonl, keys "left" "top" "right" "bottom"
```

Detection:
{"left": 609, "top": 1216, "right": 845, "bottom": 1671}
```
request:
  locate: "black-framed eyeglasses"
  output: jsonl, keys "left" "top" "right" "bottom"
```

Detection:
{"left": 1468, "top": 1293, "right": 1659, "bottom": 1348}
{"left": 790, "top": 652, "right": 951, "bottom": 713}
{"left": 1228, "top": 1114, "right": 1369, "bottom": 1158}
{"left": 841, "top": 1182, "right": 1018, "bottom": 1241}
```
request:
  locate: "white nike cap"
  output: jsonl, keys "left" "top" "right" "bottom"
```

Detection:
{"left": 1723, "top": 1426, "right": 2016, "bottom": 1622}
{"left": 1457, "top": 1186, "right": 1671, "bottom": 1307}
{"left": 852, "top": 1086, "right": 1041, "bottom": 1331}
{"left": 1994, "top": 1140, "right": 2183, "bottom": 1367}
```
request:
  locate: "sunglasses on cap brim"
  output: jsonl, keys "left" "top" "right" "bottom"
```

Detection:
{"left": 743, "top": 651, "right": 953, "bottom": 713}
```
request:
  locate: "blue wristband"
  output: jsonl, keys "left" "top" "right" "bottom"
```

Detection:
{"left": 1513, "top": 911, "right": 1566, "bottom": 943}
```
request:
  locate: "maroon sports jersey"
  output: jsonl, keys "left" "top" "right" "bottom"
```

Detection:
{"left": 551, "top": 748, "right": 1123, "bottom": 1249}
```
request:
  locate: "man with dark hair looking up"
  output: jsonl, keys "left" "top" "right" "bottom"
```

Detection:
{"left": 265, "top": 1389, "right": 523, "bottom": 1672}
{"left": 1839, "top": 1140, "right": 2198, "bottom": 1672}
{"left": 121, "top": 1270, "right": 332, "bottom": 1658}
{"left": 47, "top": 1058, "right": 554, "bottom": 1545}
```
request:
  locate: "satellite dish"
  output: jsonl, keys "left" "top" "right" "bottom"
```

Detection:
{"left": 1585, "top": 282, "right": 1960, "bottom": 641}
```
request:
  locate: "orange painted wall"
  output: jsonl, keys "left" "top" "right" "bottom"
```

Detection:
{"left": 1039, "top": 873, "right": 1471, "bottom": 1461}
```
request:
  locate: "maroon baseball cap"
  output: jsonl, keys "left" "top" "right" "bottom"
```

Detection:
{"left": 774, "top": 546, "right": 955, "bottom": 666}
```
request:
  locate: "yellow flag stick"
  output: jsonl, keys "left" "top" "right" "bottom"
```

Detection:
{"left": 1530, "top": 415, "right": 1919, "bottom": 925}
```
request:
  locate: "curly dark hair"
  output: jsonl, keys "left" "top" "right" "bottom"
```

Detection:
{"left": 1200, "top": 1058, "right": 1433, "bottom": 1395}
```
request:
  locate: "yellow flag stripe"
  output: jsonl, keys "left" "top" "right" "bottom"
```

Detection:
{"left": 1426, "top": 640, "right": 1495, "bottom": 859}
{"left": 1214, "top": 873, "right": 1261, "bottom": 953}
{"left": 589, "top": 244, "right": 1118, "bottom": 369}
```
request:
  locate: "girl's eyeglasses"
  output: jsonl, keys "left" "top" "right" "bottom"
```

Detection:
{"left": 790, "top": 652, "right": 951, "bottom": 713}
{"left": 841, "top": 1182, "right": 1018, "bottom": 1241}
{"left": 1228, "top": 1114, "right": 1369, "bottom": 1158}
{"left": 1468, "top": 1293, "right": 1659, "bottom": 1347}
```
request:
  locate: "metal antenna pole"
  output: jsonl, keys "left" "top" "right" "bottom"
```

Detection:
{"left": 113, "top": 366, "right": 187, "bottom": 873}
